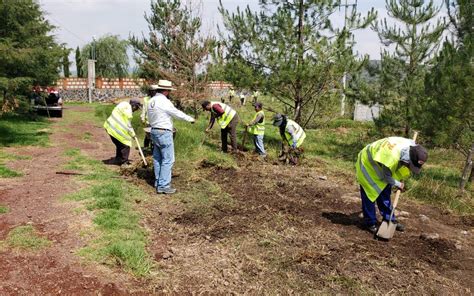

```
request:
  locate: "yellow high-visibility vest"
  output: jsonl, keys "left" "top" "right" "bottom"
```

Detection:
{"left": 103, "top": 101, "right": 134, "bottom": 147}
{"left": 211, "top": 102, "right": 236, "bottom": 129}
{"left": 356, "top": 137, "right": 413, "bottom": 202}
{"left": 284, "top": 119, "right": 306, "bottom": 147}
{"left": 248, "top": 110, "right": 265, "bottom": 135}
{"left": 141, "top": 96, "right": 150, "bottom": 125}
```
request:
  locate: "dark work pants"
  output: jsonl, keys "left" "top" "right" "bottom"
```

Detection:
{"left": 221, "top": 115, "right": 239, "bottom": 153}
{"left": 110, "top": 135, "right": 130, "bottom": 164}
{"left": 360, "top": 184, "right": 395, "bottom": 226}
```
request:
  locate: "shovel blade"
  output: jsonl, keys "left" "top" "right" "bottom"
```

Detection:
{"left": 376, "top": 220, "right": 397, "bottom": 239}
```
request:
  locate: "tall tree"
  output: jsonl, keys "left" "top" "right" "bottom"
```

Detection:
{"left": 219, "top": 0, "right": 376, "bottom": 125}
{"left": 62, "top": 46, "right": 72, "bottom": 78}
{"left": 130, "top": 0, "right": 213, "bottom": 112}
{"left": 81, "top": 35, "right": 129, "bottom": 78}
{"left": 0, "top": 0, "right": 63, "bottom": 111}
{"left": 423, "top": 0, "right": 473, "bottom": 190}
{"left": 75, "top": 46, "right": 83, "bottom": 78}
{"left": 372, "top": 0, "right": 445, "bottom": 136}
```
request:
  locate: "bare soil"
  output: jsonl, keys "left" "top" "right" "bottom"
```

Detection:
{"left": 1, "top": 105, "right": 473, "bottom": 294}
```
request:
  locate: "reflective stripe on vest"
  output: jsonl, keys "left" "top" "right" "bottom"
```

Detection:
{"left": 284, "top": 119, "right": 306, "bottom": 147}
{"left": 248, "top": 110, "right": 265, "bottom": 135}
{"left": 103, "top": 102, "right": 133, "bottom": 146}
{"left": 211, "top": 102, "right": 236, "bottom": 129}
{"left": 356, "top": 137, "right": 413, "bottom": 202}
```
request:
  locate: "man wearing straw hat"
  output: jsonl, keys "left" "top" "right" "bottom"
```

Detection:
{"left": 148, "top": 79, "right": 195, "bottom": 194}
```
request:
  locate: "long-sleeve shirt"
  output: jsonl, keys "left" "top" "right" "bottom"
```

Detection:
{"left": 147, "top": 93, "right": 194, "bottom": 130}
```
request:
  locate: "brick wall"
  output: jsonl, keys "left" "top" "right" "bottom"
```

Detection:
{"left": 55, "top": 77, "right": 146, "bottom": 102}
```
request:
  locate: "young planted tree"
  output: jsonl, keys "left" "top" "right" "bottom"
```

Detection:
{"left": 81, "top": 35, "right": 129, "bottom": 78}
{"left": 0, "top": 0, "right": 63, "bottom": 111}
{"left": 372, "top": 0, "right": 445, "bottom": 136}
{"left": 130, "top": 0, "right": 213, "bottom": 112}
{"left": 219, "top": 0, "right": 376, "bottom": 126}
{"left": 75, "top": 46, "right": 83, "bottom": 78}
{"left": 423, "top": 0, "right": 473, "bottom": 190}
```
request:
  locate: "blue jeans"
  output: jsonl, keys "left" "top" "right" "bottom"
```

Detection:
{"left": 151, "top": 130, "right": 175, "bottom": 190}
{"left": 253, "top": 134, "right": 266, "bottom": 155}
{"left": 360, "top": 185, "right": 395, "bottom": 226}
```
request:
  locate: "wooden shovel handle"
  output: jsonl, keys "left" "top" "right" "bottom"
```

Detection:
{"left": 412, "top": 131, "right": 418, "bottom": 142}
{"left": 392, "top": 190, "right": 401, "bottom": 209}
{"left": 134, "top": 136, "right": 148, "bottom": 166}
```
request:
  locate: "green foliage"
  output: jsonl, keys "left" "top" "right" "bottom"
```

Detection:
{"left": 81, "top": 35, "right": 129, "bottom": 78}
{"left": 75, "top": 46, "right": 83, "bottom": 77}
{"left": 4, "top": 225, "right": 51, "bottom": 250}
{"left": 0, "top": 165, "right": 21, "bottom": 177}
{"left": 372, "top": 0, "right": 445, "bottom": 136}
{"left": 130, "top": 0, "right": 213, "bottom": 109}
{"left": 61, "top": 46, "right": 72, "bottom": 78}
{"left": 219, "top": 0, "right": 376, "bottom": 125}
{"left": 0, "top": 0, "right": 63, "bottom": 110}
{"left": 0, "top": 113, "right": 50, "bottom": 147}
{"left": 0, "top": 205, "right": 8, "bottom": 214}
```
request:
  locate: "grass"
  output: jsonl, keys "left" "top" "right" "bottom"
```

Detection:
{"left": 63, "top": 139, "right": 152, "bottom": 277}
{"left": 0, "top": 151, "right": 30, "bottom": 178}
{"left": 0, "top": 205, "right": 8, "bottom": 214}
{"left": 0, "top": 113, "right": 50, "bottom": 147}
{"left": 2, "top": 225, "right": 51, "bottom": 250}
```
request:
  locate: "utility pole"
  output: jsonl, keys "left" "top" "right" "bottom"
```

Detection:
{"left": 339, "top": 0, "right": 357, "bottom": 117}
{"left": 88, "top": 36, "right": 96, "bottom": 104}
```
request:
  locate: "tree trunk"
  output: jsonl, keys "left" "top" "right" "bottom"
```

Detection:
{"left": 294, "top": 0, "right": 304, "bottom": 124}
{"left": 459, "top": 142, "right": 474, "bottom": 190}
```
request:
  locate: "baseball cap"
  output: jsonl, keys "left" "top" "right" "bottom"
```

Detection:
{"left": 409, "top": 145, "right": 428, "bottom": 174}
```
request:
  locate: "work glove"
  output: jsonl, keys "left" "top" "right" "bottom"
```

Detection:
{"left": 129, "top": 129, "right": 136, "bottom": 138}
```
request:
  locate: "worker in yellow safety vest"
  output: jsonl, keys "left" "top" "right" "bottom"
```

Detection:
{"left": 104, "top": 99, "right": 141, "bottom": 165}
{"left": 272, "top": 113, "right": 306, "bottom": 165}
{"left": 356, "top": 137, "right": 428, "bottom": 234}
{"left": 246, "top": 102, "right": 266, "bottom": 157}
{"left": 228, "top": 88, "right": 235, "bottom": 103}
{"left": 141, "top": 85, "right": 159, "bottom": 151}
{"left": 202, "top": 100, "right": 240, "bottom": 153}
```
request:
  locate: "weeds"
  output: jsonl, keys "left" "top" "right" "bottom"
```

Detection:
{"left": 3, "top": 225, "right": 51, "bottom": 250}
{"left": 0, "top": 205, "right": 8, "bottom": 214}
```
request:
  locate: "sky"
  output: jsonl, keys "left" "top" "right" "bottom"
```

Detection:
{"left": 38, "top": 0, "right": 446, "bottom": 69}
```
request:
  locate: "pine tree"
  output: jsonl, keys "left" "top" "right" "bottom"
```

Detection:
{"left": 130, "top": 0, "right": 213, "bottom": 112}
{"left": 75, "top": 46, "right": 83, "bottom": 78}
{"left": 219, "top": 0, "right": 376, "bottom": 125}
{"left": 423, "top": 0, "right": 473, "bottom": 190}
{"left": 62, "top": 46, "right": 72, "bottom": 78}
{"left": 372, "top": 0, "right": 445, "bottom": 136}
{"left": 0, "top": 0, "right": 63, "bottom": 111}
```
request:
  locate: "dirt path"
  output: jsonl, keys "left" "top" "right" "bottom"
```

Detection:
{"left": 0, "top": 105, "right": 143, "bottom": 294}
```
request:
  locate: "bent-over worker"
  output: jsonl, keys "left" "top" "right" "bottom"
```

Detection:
{"left": 356, "top": 137, "right": 428, "bottom": 234}
{"left": 104, "top": 99, "right": 142, "bottom": 165}
{"left": 272, "top": 113, "right": 306, "bottom": 164}
{"left": 202, "top": 100, "right": 240, "bottom": 153}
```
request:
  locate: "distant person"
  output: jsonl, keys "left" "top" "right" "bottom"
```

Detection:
{"left": 246, "top": 102, "right": 266, "bottom": 157}
{"left": 251, "top": 90, "right": 259, "bottom": 104}
{"left": 272, "top": 113, "right": 306, "bottom": 165}
{"left": 148, "top": 80, "right": 195, "bottom": 194}
{"left": 239, "top": 93, "right": 246, "bottom": 106}
{"left": 228, "top": 88, "right": 235, "bottom": 103}
{"left": 141, "top": 84, "right": 159, "bottom": 151}
{"left": 356, "top": 137, "right": 428, "bottom": 234}
{"left": 202, "top": 100, "right": 239, "bottom": 153}
{"left": 104, "top": 99, "right": 142, "bottom": 165}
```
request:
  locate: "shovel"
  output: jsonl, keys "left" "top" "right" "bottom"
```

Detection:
{"left": 376, "top": 131, "right": 418, "bottom": 240}
{"left": 376, "top": 189, "right": 401, "bottom": 240}
{"left": 134, "top": 136, "right": 148, "bottom": 166}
